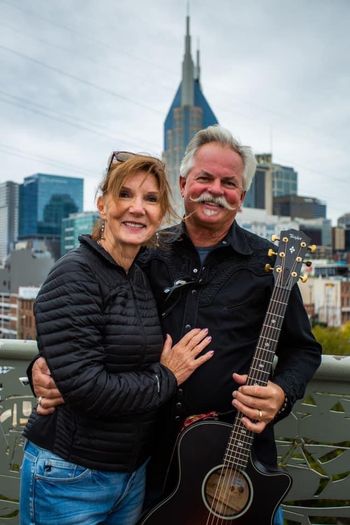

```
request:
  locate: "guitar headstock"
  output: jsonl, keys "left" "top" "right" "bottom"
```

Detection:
{"left": 267, "top": 229, "right": 315, "bottom": 290}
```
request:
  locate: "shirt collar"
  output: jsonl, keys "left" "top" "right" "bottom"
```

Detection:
{"left": 223, "top": 221, "right": 254, "bottom": 255}
{"left": 167, "top": 220, "right": 253, "bottom": 256}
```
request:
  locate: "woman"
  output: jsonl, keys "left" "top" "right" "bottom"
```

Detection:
{"left": 20, "top": 152, "right": 213, "bottom": 525}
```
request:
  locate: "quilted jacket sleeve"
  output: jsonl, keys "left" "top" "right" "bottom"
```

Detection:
{"left": 34, "top": 257, "right": 177, "bottom": 417}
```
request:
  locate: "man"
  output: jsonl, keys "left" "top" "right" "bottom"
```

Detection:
{"left": 32, "top": 125, "right": 321, "bottom": 524}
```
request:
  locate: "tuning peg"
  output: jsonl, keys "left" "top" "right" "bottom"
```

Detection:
{"left": 271, "top": 234, "right": 280, "bottom": 242}
{"left": 268, "top": 248, "right": 277, "bottom": 257}
{"left": 264, "top": 263, "right": 273, "bottom": 272}
{"left": 308, "top": 244, "right": 317, "bottom": 253}
{"left": 303, "top": 260, "right": 312, "bottom": 267}
{"left": 300, "top": 274, "right": 308, "bottom": 283}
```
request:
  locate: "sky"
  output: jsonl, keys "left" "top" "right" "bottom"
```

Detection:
{"left": 0, "top": 0, "right": 349, "bottom": 224}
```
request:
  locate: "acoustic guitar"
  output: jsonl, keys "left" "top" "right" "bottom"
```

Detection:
{"left": 140, "top": 229, "right": 314, "bottom": 525}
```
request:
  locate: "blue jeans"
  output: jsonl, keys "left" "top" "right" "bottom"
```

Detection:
{"left": 274, "top": 505, "right": 284, "bottom": 525}
{"left": 20, "top": 441, "right": 147, "bottom": 525}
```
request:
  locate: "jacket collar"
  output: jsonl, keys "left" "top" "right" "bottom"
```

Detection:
{"left": 79, "top": 234, "right": 133, "bottom": 272}
{"left": 167, "top": 220, "right": 253, "bottom": 256}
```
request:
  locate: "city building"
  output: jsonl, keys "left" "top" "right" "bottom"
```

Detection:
{"left": 337, "top": 213, "right": 350, "bottom": 252}
{"left": 300, "top": 277, "right": 350, "bottom": 327}
{"left": 237, "top": 207, "right": 298, "bottom": 242}
{"left": 237, "top": 208, "right": 333, "bottom": 265}
{"left": 163, "top": 15, "right": 218, "bottom": 207}
{"left": 244, "top": 155, "right": 273, "bottom": 213}
{"left": 61, "top": 211, "right": 99, "bottom": 255}
{"left": 0, "top": 292, "right": 17, "bottom": 339}
{"left": 245, "top": 154, "right": 298, "bottom": 213}
{"left": 0, "top": 181, "right": 19, "bottom": 264}
{"left": 337, "top": 213, "right": 350, "bottom": 228}
{"left": 307, "top": 259, "right": 349, "bottom": 279}
{"left": 0, "top": 286, "right": 39, "bottom": 340}
{"left": 18, "top": 173, "right": 83, "bottom": 258}
{"left": 0, "top": 240, "right": 54, "bottom": 294}
{"left": 17, "top": 286, "right": 39, "bottom": 341}
{"left": 332, "top": 227, "right": 346, "bottom": 253}
{"left": 273, "top": 194, "right": 326, "bottom": 220}
{"left": 296, "top": 218, "right": 332, "bottom": 257}
{"left": 272, "top": 162, "right": 298, "bottom": 197}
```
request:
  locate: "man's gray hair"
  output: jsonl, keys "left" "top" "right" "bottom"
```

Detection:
{"left": 179, "top": 125, "right": 257, "bottom": 191}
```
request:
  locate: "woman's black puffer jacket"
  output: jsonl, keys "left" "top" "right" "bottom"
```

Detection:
{"left": 24, "top": 235, "right": 177, "bottom": 472}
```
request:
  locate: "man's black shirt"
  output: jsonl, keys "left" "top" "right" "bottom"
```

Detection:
{"left": 140, "top": 221, "right": 321, "bottom": 468}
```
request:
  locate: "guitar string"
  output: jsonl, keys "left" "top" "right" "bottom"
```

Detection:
{"left": 207, "top": 267, "right": 289, "bottom": 524}
{"left": 205, "top": 254, "right": 289, "bottom": 525}
{"left": 204, "top": 271, "right": 288, "bottom": 525}
{"left": 209, "top": 288, "right": 289, "bottom": 525}
{"left": 220, "top": 247, "right": 302, "bottom": 521}
{"left": 205, "top": 239, "right": 304, "bottom": 524}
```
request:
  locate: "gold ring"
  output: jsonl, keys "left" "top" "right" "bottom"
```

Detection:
{"left": 257, "top": 409, "right": 263, "bottom": 419}
{"left": 37, "top": 396, "right": 43, "bottom": 406}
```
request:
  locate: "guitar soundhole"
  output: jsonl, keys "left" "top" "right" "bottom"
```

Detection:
{"left": 202, "top": 465, "right": 253, "bottom": 520}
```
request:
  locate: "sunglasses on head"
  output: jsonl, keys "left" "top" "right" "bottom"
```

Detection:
{"left": 106, "top": 151, "right": 136, "bottom": 173}
{"left": 107, "top": 151, "right": 165, "bottom": 173}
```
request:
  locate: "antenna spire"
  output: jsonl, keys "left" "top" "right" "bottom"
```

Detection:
{"left": 195, "top": 38, "right": 201, "bottom": 81}
{"left": 181, "top": 11, "right": 194, "bottom": 105}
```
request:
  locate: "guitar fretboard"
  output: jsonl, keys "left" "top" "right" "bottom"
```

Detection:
{"left": 223, "top": 286, "right": 291, "bottom": 469}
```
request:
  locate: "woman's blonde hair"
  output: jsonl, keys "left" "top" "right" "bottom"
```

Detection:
{"left": 92, "top": 154, "right": 176, "bottom": 246}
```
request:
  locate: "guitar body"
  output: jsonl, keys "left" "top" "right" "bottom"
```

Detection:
{"left": 140, "top": 420, "right": 292, "bottom": 525}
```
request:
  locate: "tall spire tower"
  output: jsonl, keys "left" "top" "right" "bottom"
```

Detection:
{"left": 163, "top": 15, "right": 218, "bottom": 209}
{"left": 181, "top": 15, "right": 194, "bottom": 106}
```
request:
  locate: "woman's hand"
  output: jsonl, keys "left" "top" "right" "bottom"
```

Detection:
{"left": 160, "top": 329, "right": 213, "bottom": 385}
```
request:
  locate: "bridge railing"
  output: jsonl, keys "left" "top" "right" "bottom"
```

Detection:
{"left": 0, "top": 340, "right": 349, "bottom": 524}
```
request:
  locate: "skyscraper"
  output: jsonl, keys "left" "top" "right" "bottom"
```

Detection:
{"left": 163, "top": 15, "right": 218, "bottom": 206}
{"left": 244, "top": 155, "right": 273, "bottom": 214}
{"left": 61, "top": 211, "right": 99, "bottom": 255}
{"left": 0, "top": 181, "right": 19, "bottom": 264}
{"left": 244, "top": 154, "right": 298, "bottom": 213}
{"left": 273, "top": 195, "right": 326, "bottom": 220}
{"left": 18, "top": 173, "right": 83, "bottom": 240}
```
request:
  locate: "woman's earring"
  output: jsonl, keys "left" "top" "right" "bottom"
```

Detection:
{"left": 100, "top": 220, "right": 106, "bottom": 240}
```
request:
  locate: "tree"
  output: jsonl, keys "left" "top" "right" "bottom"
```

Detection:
{"left": 313, "top": 322, "right": 350, "bottom": 355}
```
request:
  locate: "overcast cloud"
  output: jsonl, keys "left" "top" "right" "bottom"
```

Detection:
{"left": 0, "top": 0, "right": 349, "bottom": 223}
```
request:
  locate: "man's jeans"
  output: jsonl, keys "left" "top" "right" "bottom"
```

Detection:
{"left": 20, "top": 441, "right": 147, "bottom": 525}
{"left": 274, "top": 506, "right": 284, "bottom": 525}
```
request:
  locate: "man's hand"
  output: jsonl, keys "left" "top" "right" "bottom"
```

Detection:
{"left": 231, "top": 372, "right": 285, "bottom": 434}
{"left": 33, "top": 357, "right": 64, "bottom": 415}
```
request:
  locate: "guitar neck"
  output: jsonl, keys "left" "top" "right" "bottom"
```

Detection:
{"left": 223, "top": 285, "right": 291, "bottom": 470}
{"left": 247, "top": 285, "right": 290, "bottom": 388}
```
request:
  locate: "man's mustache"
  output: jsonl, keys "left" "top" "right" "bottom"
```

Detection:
{"left": 189, "top": 192, "right": 237, "bottom": 211}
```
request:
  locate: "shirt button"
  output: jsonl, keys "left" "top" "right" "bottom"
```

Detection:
{"left": 191, "top": 289, "right": 197, "bottom": 295}
{"left": 222, "top": 240, "right": 227, "bottom": 245}
{"left": 193, "top": 268, "right": 198, "bottom": 273}
{"left": 185, "top": 324, "right": 192, "bottom": 331}
{"left": 176, "top": 402, "right": 182, "bottom": 409}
